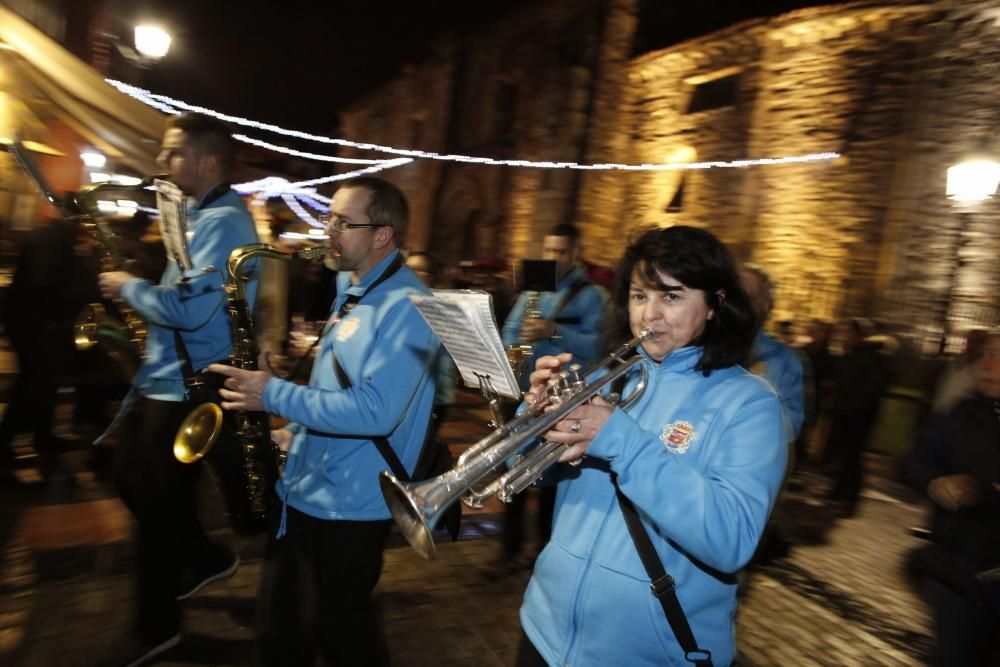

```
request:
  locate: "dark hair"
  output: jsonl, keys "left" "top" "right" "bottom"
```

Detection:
{"left": 546, "top": 222, "right": 581, "bottom": 246}
{"left": 165, "top": 112, "right": 236, "bottom": 174}
{"left": 339, "top": 176, "right": 409, "bottom": 247}
{"left": 601, "top": 226, "right": 756, "bottom": 375}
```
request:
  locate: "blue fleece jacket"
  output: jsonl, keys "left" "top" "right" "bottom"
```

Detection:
{"left": 264, "top": 251, "right": 439, "bottom": 521}
{"left": 502, "top": 265, "right": 606, "bottom": 369}
{"left": 520, "top": 346, "right": 787, "bottom": 666}
{"left": 121, "top": 186, "right": 258, "bottom": 398}
{"left": 749, "top": 331, "right": 804, "bottom": 441}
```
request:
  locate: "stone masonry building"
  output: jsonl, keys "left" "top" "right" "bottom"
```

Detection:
{"left": 337, "top": 0, "right": 1000, "bottom": 349}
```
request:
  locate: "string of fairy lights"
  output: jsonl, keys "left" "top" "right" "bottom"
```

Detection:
{"left": 105, "top": 78, "right": 840, "bottom": 229}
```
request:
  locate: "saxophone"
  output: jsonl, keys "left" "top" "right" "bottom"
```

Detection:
{"left": 505, "top": 290, "right": 541, "bottom": 387}
{"left": 173, "top": 243, "right": 329, "bottom": 535}
{"left": 8, "top": 137, "right": 149, "bottom": 379}
{"left": 73, "top": 188, "right": 150, "bottom": 380}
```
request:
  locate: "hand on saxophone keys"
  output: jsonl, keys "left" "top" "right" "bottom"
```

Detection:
{"left": 208, "top": 363, "right": 273, "bottom": 412}
{"left": 98, "top": 270, "right": 137, "bottom": 299}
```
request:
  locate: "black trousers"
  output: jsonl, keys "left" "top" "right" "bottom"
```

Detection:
{"left": 112, "top": 394, "right": 211, "bottom": 641}
{"left": 0, "top": 335, "right": 63, "bottom": 473}
{"left": 255, "top": 506, "right": 392, "bottom": 667}
{"left": 503, "top": 485, "right": 556, "bottom": 561}
{"left": 515, "top": 631, "right": 548, "bottom": 667}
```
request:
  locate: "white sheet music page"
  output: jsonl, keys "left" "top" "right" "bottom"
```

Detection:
{"left": 410, "top": 290, "right": 521, "bottom": 399}
{"left": 154, "top": 180, "right": 193, "bottom": 271}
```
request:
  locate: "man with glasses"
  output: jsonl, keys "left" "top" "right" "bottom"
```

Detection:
{"left": 210, "top": 177, "right": 439, "bottom": 666}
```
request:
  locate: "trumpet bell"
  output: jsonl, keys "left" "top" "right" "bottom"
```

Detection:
{"left": 379, "top": 472, "right": 439, "bottom": 559}
{"left": 173, "top": 402, "right": 224, "bottom": 463}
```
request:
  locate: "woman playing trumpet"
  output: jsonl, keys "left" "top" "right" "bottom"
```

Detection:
{"left": 515, "top": 226, "right": 787, "bottom": 667}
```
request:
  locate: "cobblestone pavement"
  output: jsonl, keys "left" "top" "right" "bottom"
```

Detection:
{"left": 0, "top": 386, "right": 936, "bottom": 666}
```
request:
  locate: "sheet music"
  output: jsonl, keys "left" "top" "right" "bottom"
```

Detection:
{"left": 154, "top": 180, "right": 192, "bottom": 271}
{"left": 410, "top": 290, "right": 521, "bottom": 399}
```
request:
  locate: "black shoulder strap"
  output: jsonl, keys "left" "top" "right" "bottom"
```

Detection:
{"left": 332, "top": 355, "right": 409, "bottom": 481}
{"left": 552, "top": 276, "right": 591, "bottom": 319}
{"left": 285, "top": 253, "right": 404, "bottom": 382}
{"left": 613, "top": 477, "right": 714, "bottom": 667}
{"left": 324, "top": 252, "right": 410, "bottom": 481}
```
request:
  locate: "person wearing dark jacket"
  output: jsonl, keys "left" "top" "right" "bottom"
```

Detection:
{"left": 905, "top": 330, "right": 1000, "bottom": 666}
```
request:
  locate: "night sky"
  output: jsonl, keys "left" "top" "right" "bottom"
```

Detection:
{"left": 131, "top": 0, "right": 835, "bottom": 136}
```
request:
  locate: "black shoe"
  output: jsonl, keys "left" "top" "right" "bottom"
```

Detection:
{"left": 103, "top": 632, "right": 180, "bottom": 667}
{"left": 177, "top": 552, "right": 239, "bottom": 600}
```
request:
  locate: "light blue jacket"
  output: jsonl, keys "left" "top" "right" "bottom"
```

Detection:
{"left": 264, "top": 251, "right": 439, "bottom": 521}
{"left": 749, "top": 331, "right": 804, "bottom": 441}
{"left": 520, "top": 346, "right": 787, "bottom": 666}
{"left": 502, "top": 265, "right": 606, "bottom": 370}
{"left": 121, "top": 186, "right": 258, "bottom": 399}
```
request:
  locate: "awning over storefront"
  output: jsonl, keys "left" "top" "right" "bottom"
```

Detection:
{"left": 0, "top": 4, "right": 165, "bottom": 174}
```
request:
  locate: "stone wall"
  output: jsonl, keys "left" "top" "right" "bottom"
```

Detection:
{"left": 589, "top": 3, "right": 942, "bottom": 327}
{"left": 337, "top": 0, "right": 1000, "bottom": 345}
{"left": 879, "top": 3, "right": 1000, "bottom": 350}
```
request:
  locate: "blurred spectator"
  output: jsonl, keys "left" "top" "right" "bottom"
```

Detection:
{"left": 0, "top": 218, "right": 92, "bottom": 479}
{"left": 799, "top": 318, "right": 835, "bottom": 463}
{"left": 932, "top": 328, "right": 988, "bottom": 415}
{"left": 824, "top": 317, "right": 892, "bottom": 516}
{"left": 740, "top": 265, "right": 805, "bottom": 443}
{"left": 904, "top": 330, "right": 1000, "bottom": 666}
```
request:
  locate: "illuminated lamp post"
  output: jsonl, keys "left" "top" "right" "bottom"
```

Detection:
{"left": 114, "top": 24, "right": 171, "bottom": 69}
{"left": 942, "top": 155, "right": 1000, "bottom": 349}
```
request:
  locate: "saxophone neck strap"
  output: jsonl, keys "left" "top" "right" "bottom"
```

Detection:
{"left": 285, "top": 252, "right": 404, "bottom": 383}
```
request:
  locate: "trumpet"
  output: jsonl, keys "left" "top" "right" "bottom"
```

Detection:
{"left": 380, "top": 329, "right": 652, "bottom": 559}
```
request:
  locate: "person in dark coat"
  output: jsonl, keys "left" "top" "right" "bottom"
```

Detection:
{"left": 0, "top": 217, "right": 94, "bottom": 479}
{"left": 904, "top": 330, "right": 1000, "bottom": 666}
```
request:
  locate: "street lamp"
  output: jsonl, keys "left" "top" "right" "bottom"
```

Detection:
{"left": 939, "top": 153, "right": 999, "bottom": 352}
{"left": 113, "top": 24, "right": 171, "bottom": 69}
{"left": 133, "top": 25, "right": 171, "bottom": 60}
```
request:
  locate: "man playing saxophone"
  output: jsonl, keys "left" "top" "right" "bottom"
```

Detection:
{"left": 496, "top": 222, "right": 608, "bottom": 574}
{"left": 96, "top": 112, "right": 257, "bottom": 667}
{"left": 209, "top": 176, "right": 439, "bottom": 667}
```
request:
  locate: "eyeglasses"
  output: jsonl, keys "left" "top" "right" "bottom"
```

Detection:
{"left": 319, "top": 214, "right": 386, "bottom": 234}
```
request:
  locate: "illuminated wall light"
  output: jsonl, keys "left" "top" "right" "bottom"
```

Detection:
{"left": 116, "top": 200, "right": 138, "bottom": 209}
{"left": 96, "top": 200, "right": 117, "bottom": 212}
{"left": 108, "top": 79, "right": 841, "bottom": 172}
{"left": 81, "top": 152, "right": 107, "bottom": 168}
{"left": 90, "top": 172, "right": 111, "bottom": 183}
{"left": 112, "top": 174, "right": 143, "bottom": 186}
{"left": 307, "top": 228, "right": 326, "bottom": 237}
{"left": 946, "top": 158, "right": 1000, "bottom": 202}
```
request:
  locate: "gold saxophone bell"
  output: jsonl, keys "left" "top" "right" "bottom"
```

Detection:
{"left": 173, "top": 402, "right": 224, "bottom": 463}
{"left": 73, "top": 304, "right": 105, "bottom": 350}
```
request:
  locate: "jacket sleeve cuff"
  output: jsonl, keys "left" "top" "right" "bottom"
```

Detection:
{"left": 585, "top": 407, "right": 638, "bottom": 462}
{"left": 119, "top": 277, "right": 149, "bottom": 305}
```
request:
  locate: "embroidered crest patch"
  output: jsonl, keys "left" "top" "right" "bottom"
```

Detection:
{"left": 660, "top": 421, "right": 696, "bottom": 454}
{"left": 335, "top": 317, "right": 361, "bottom": 342}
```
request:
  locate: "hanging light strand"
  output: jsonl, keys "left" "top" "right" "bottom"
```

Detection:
{"left": 107, "top": 79, "right": 840, "bottom": 171}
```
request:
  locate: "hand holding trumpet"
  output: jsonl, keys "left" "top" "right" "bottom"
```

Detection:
{"left": 526, "top": 352, "right": 615, "bottom": 463}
